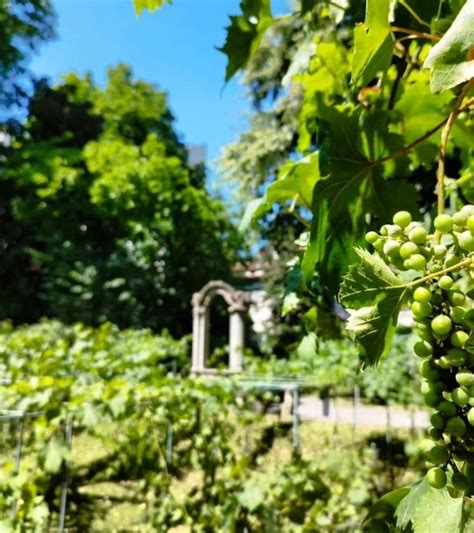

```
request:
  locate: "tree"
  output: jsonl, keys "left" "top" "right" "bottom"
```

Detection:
{"left": 0, "top": 64, "right": 238, "bottom": 336}
{"left": 0, "top": 0, "right": 56, "bottom": 109}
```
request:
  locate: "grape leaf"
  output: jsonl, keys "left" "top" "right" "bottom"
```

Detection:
{"left": 219, "top": 0, "right": 274, "bottom": 81}
{"left": 352, "top": 0, "right": 394, "bottom": 86}
{"left": 362, "top": 486, "right": 410, "bottom": 530}
{"left": 396, "top": 477, "right": 465, "bottom": 533}
{"left": 302, "top": 102, "right": 418, "bottom": 290}
{"left": 133, "top": 0, "right": 171, "bottom": 15}
{"left": 339, "top": 248, "right": 408, "bottom": 366}
{"left": 239, "top": 152, "right": 320, "bottom": 231}
{"left": 44, "top": 438, "right": 68, "bottom": 473}
{"left": 424, "top": 0, "right": 474, "bottom": 93}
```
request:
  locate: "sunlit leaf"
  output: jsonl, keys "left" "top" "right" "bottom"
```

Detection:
{"left": 424, "top": 0, "right": 474, "bottom": 92}
{"left": 352, "top": 0, "right": 394, "bottom": 86}
{"left": 339, "top": 249, "right": 408, "bottom": 365}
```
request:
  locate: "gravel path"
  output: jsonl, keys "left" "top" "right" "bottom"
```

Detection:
{"left": 298, "top": 395, "right": 429, "bottom": 429}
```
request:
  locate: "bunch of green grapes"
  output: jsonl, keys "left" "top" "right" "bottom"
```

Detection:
{"left": 366, "top": 206, "right": 474, "bottom": 493}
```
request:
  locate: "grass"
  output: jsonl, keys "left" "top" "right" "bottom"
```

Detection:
{"left": 55, "top": 416, "right": 422, "bottom": 530}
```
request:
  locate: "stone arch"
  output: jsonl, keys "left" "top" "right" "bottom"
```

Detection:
{"left": 191, "top": 281, "right": 249, "bottom": 374}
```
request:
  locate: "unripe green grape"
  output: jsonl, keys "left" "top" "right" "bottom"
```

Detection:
{"left": 452, "top": 387, "right": 469, "bottom": 406}
{"left": 449, "top": 291, "right": 466, "bottom": 306}
{"left": 429, "top": 264, "right": 442, "bottom": 274}
{"left": 383, "top": 239, "right": 401, "bottom": 257}
{"left": 419, "top": 437, "right": 436, "bottom": 454}
{"left": 425, "top": 391, "right": 442, "bottom": 407}
{"left": 414, "top": 340, "right": 433, "bottom": 358}
{"left": 461, "top": 205, "right": 474, "bottom": 217}
{"left": 452, "top": 472, "right": 469, "bottom": 492}
{"left": 420, "top": 360, "right": 440, "bottom": 380}
{"left": 373, "top": 238, "right": 384, "bottom": 253}
{"left": 447, "top": 348, "right": 467, "bottom": 366}
{"left": 450, "top": 306, "right": 466, "bottom": 324}
{"left": 429, "top": 428, "right": 444, "bottom": 440}
{"left": 412, "top": 301, "right": 432, "bottom": 319}
{"left": 427, "top": 467, "right": 447, "bottom": 489}
{"left": 438, "top": 400, "right": 457, "bottom": 417}
{"left": 459, "top": 230, "right": 474, "bottom": 252}
{"left": 434, "top": 214, "right": 453, "bottom": 233}
{"left": 393, "top": 211, "right": 412, "bottom": 228}
{"left": 438, "top": 275, "right": 454, "bottom": 290}
{"left": 456, "top": 372, "right": 474, "bottom": 387}
{"left": 451, "top": 330, "right": 469, "bottom": 348}
{"left": 431, "top": 315, "right": 452, "bottom": 336}
{"left": 420, "top": 246, "right": 433, "bottom": 259}
{"left": 380, "top": 225, "right": 389, "bottom": 236}
{"left": 365, "top": 231, "right": 379, "bottom": 244}
{"left": 387, "top": 224, "right": 403, "bottom": 238}
{"left": 406, "top": 254, "right": 426, "bottom": 270}
{"left": 400, "top": 241, "right": 419, "bottom": 259}
{"left": 437, "top": 356, "right": 452, "bottom": 369}
{"left": 447, "top": 416, "right": 467, "bottom": 437}
{"left": 409, "top": 227, "right": 428, "bottom": 244}
{"left": 413, "top": 287, "right": 432, "bottom": 303}
{"left": 467, "top": 215, "right": 474, "bottom": 232}
{"left": 468, "top": 408, "right": 474, "bottom": 426}
{"left": 421, "top": 381, "right": 443, "bottom": 394}
{"left": 416, "top": 324, "right": 433, "bottom": 341}
{"left": 453, "top": 211, "right": 468, "bottom": 227}
{"left": 429, "top": 444, "right": 449, "bottom": 465}
{"left": 433, "top": 244, "right": 448, "bottom": 258}
{"left": 430, "top": 413, "right": 446, "bottom": 429}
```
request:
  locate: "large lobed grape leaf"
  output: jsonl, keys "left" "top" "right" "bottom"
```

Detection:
{"left": 239, "top": 151, "right": 320, "bottom": 231}
{"left": 424, "top": 0, "right": 474, "bottom": 93}
{"left": 301, "top": 101, "right": 419, "bottom": 291}
{"left": 395, "top": 478, "right": 465, "bottom": 533}
{"left": 352, "top": 0, "right": 394, "bottom": 86}
{"left": 339, "top": 248, "right": 408, "bottom": 366}
{"left": 219, "top": 0, "right": 274, "bottom": 81}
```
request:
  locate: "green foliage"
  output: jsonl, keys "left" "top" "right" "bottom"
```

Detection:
{"left": 0, "top": 320, "right": 416, "bottom": 529}
{"left": 340, "top": 249, "right": 408, "bottom": 366}
{"left": 133, "top": 0, "right": 172, "bottom": 15}
{"left": 219, "top": 0, "right": 274, "bottom": 82}
{"left": 424, "top": 1, "right": 474, "bottom": 93}
{"left": 0, "top": 65, "right": 237, "bottom": 335}
{"left": 395, "top": 478, "right": 465, "bottom": 532}
{"left": 352, "top": 0, "right": 394, "bottom": 86}
{"left": 0, "top": 0, "right": 55, "bottom": 108}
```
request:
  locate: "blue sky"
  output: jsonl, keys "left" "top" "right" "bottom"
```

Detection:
{"left": 30, "top": 0, "right": 290, "bottom": 184}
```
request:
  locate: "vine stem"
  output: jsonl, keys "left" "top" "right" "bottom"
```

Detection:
{"left": 436, "top": 79, "right": 474, "bottom": 218}
{"left": 406, "top": 257, "right": 472, "bottom": 288}
{"left": 373, "top": 99, "right": 474, "bottom": 168}
{"left": 390, "top": 26, "right": 440, "bottom": 41}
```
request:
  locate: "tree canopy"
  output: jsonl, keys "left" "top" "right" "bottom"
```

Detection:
{"left": 0, "top": 64, "right": 238, "bottom": 335}
{"left": 0, "top": 0, "right": 55, "bottom": 108}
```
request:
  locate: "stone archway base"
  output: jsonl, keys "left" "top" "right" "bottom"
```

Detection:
{"left": 191, "top": 281, "right": 250, "bottom": 375}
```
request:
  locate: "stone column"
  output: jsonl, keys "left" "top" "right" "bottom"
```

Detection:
{"left": 228, "top": 295, "right": 246, "bottom": 372}
{"left": 191, "top": 294, "right": 208, "bottom": 373}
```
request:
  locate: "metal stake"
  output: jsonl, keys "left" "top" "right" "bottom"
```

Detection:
{"left": 59, "top": 414, "right": 73, "bottom": 533}
{"left": 11, "top": 416, "right": 25, "bottom": 519}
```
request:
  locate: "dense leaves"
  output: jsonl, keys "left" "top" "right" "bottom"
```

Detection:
{"left": 0, "top": 0, "right": 55, "bottom": 108}
{"left": 424, "top": 0, "right": 474, "bottom": 93}
{"left": 0, "top": 65, "right": 238, "bottom": 336}
{"left": 0, "top": 321, "right": 416, "bottom": 529}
